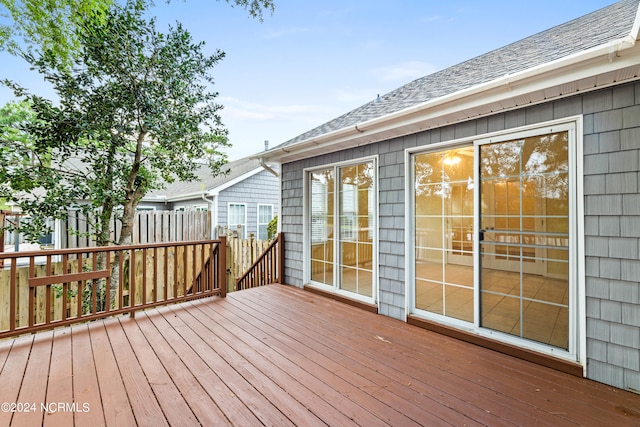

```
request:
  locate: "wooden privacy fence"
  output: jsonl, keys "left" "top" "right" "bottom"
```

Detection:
{"left": 61, "top": 209, "right": 211, "bottom": 248}
{"left": 0, "top": 238, "right": 226, "bottom": 340}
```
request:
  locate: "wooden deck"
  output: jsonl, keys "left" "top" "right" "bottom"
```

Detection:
{"left": 1, "top": 284, "right": 639, "bottom": 426}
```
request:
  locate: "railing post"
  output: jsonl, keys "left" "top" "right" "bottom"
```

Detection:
{"left": 277, "top": 232, "right": 284, "bottom": 284}
{"left": 219, "top": 235, "right": 227, "bottom": 297}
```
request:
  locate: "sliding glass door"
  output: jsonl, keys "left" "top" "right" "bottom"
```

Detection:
{"left": 309, "top": 159, "right": 376, "bottom": 302}
{"left": 412, "top": 122, "right": 577, "bottom": 355}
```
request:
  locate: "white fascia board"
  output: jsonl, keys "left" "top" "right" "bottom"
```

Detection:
{"left": 262, "top": 34, "right": 639, "bottom": 164}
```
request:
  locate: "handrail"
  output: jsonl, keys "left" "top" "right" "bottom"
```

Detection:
{"left": 236, "top": 232, "right": 284, "bottom": 290}
{"left": 0, "top": 237, "right": 226, "bottom": 339}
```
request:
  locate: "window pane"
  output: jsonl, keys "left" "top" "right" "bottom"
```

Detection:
{"left": 310, "top": 169, "right": 334, "bottom": 285}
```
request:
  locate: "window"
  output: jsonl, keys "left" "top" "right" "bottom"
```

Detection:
{"left": 228, "top": 203, "right": 246, "bottom": 237}
{"left": 257, "top": 204, "right": 274, "bottom": 240}
{"left": 307, "top": 158, "right": 376, "bottom": 303}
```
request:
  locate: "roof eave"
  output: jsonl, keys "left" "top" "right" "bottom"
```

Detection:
{"left": 260, "top": 33, "right": 640, "bottom": 164}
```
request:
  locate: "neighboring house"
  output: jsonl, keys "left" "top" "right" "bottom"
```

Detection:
{"left": 144, "top": 156, "right": 279, "bottom": 239}
{"left": 256, "top": 0, "right": 640, "bottom": 393}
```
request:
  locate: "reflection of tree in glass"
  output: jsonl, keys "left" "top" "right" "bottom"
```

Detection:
{"left": 311, "top": 169, "right": 334, "bottom": 187}
{"left": 481, "top": 131, "right": 568, "bottom": 203}
{"left": 340, "top": 162, "right": 374, "bottom": 189}
{"left": 415, "top": 148, "right": 473, "bottom": 198}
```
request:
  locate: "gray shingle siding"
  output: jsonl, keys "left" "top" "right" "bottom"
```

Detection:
{"left": 217, "top": 169, "right": 279, "bottom": 237}
{"left": 280, "top": 80, "right": 640, "bottom": 392}
{"left": 583, "top": 81, "right": 640, "bottom": 392}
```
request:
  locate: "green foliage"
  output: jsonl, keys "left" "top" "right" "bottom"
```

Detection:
{"left": 0, "top": 0, "right": 111, "bottom": 68}
{"left": 220, "top": 0, "right": 274, "bottom": 21}
{"left": 1, "top": 0, "right": 274, "bottom": 67}
{"left": 267, "top": 215, "right": 277, "bottom": 240}
{"left": 1, "top": 0, "right": 230, "bottom": 245}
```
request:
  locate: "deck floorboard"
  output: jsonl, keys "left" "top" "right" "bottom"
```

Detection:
{"left": 1, "top": 284, "right": 639, "bottom": 426}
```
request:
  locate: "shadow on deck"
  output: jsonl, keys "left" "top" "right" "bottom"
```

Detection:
{"left": 1, "top": 284, "right": 639, "bottom": 426}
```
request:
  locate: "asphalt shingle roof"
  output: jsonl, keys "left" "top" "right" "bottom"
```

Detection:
{"left": 145, "top": 156, "right": 263, "bottom": 200}
{"left": 277, "top": 0, "right": 639, "bottom": 149}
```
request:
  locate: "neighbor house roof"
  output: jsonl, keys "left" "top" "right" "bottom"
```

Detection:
{"left": 258, "top": 0, "right": 640, "bottom": 163}
{"left": 144, "top": 156, "right": 267, "bottom": 202}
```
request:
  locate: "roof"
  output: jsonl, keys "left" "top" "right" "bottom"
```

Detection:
{"left": 144, "top": 156, "right": 269, "bottom": 202}
{"left": 258, "top": 0, "right": 640, "bottom": 163}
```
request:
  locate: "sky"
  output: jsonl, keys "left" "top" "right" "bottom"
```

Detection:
{"left": 0, "top": 0, "right": 620, "bottom": 161}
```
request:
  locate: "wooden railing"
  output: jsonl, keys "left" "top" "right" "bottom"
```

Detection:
{"left": 236, "top": 232, "right": 284, "bottom": 290}
{"left": 0, "top": 238, "right": 226, "bottom": 339}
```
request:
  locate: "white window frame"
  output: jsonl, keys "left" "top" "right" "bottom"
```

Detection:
{"left": 405, "top": 116, "right": 585, "bottom": 370}
{"left": 257, "top": 204, "right": 274, "bottom": 240}
{"left": 227, "top": 202, "right": 247, "bottom": 238}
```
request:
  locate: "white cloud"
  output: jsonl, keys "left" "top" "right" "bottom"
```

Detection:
{"left": 263, "top": 26, "right": 314, "bottom": 39}
{"left": 372, "top": 61, "right": 438, "bottom": 83}
{"left": 420, "top": 15, "right": 444, "bottom": 23}
{"left": 219, "top": 97, "right": 328, "bottom": 122}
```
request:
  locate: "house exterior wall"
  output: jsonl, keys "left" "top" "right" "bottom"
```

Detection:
{"left": 280, "top": 81, "right": 640, "bottom": 391}
{"left": 217, "top": 169, "right": 279, "bottom": 238}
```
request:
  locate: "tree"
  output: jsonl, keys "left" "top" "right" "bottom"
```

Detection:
{"left": 2, "top": 0, "right": 242, "bottom": 308}
{"left": 1, "top": 0, "right": 274, "bottom": 68}
{"left": 1, "top": 0, "right": 230, "bottom": 249}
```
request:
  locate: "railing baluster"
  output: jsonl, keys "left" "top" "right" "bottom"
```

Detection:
{"left": 105, "top": 250, "right": 111, "bottom": 313}
{"left": 118, "top": 249, "right": 124, "bottom": 310}
{"left": 91, "top": 251, "right": 97, "bottom": 315}
{"left": 142, "top": 248, "right": 147, "bottom": 306}
{"left": 153, "top": 247, "right": 158, "bottom": 303}
{"left": 62, "top": 254, "right": 68, "bottom": 321}
{"left": 130, "top": 248, "right": 136, "bottom": 318}
{"left": 182, "top": 244, "right": 188, "bottom": 297}
{"left": 45, "top": 255, "right": 52, "bottom": 325}
{"left": 77, "top": 252, "right": 83, "bottom": 317}
{"left": 163, "top": 246, "right": 168, "bottom": 301}
{"left": 29, "top": 257, "right": 35, "bottom": 328}
{"left": 9, "top": 262, "right": 16, "bottom": 332}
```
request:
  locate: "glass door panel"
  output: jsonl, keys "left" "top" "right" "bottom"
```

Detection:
{"left": 479, "top": 131, "right": 570, "bottom": 350}
{"left": 339, "top": 161, "right": 374, "bottom": 298}
{"left": 310, "top": 169, "right": 335, "bottom": 286}
{"left": 414, "top": 146, "right": 474, "bottom": 322}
